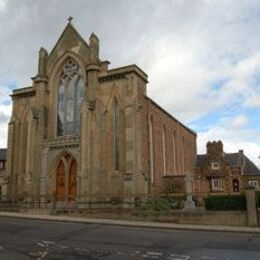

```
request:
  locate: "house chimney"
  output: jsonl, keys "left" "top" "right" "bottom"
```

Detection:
{"left": 206, "top": 140, "right": 223, "bottom": 159}
{"left": 238, "top": 149, "right": 245, "bottom": 173}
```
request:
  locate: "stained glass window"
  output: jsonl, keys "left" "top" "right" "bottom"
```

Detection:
{"left": 56, "top": 58, "right": 84, "bottom": 136}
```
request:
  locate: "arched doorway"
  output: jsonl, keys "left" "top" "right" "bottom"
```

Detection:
{"left": 232, "top": 178, "right": 239, "bottom": 192}
{"left": 55, "top": 153, "right": 77, "bottom": 201}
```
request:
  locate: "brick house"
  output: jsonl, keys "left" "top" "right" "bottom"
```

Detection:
{"left": 6, "top": 21, "right": 196, "bottom": 207}
{"left": 194, "top": 141, "right": 260, "bottom": 201}
{"left": 0, "top": 148, "right": 7, "bottom": 201}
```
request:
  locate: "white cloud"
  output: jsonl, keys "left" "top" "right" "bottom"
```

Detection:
{"left": 229, "top": 115, "right": 249, "bottom": 129}
{"left": 0, "top": 0, "right": 6, "bottom": 12}
{"left": 146, "top": 33, "right": 260, "bottom": 123}
{"left": 245, "top": 95, "right": 260, "bottom": 108}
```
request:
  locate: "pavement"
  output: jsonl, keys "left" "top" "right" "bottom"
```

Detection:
{"left": 0, "top": 211, "right": 260, "bottom": 233}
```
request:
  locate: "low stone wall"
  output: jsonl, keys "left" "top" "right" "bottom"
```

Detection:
{"left": 72, "top": 209, "right": 248, "bottom": 227}
{"left": 0, "top": 204, "right": 252, "bottom": 227}
{"left": 133, "top": 210, "right": 248, "bottom": 227}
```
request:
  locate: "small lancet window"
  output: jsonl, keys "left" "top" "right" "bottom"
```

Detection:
{"left": 182, "top": 136, "right": 185, "bottom": 174}
{"left": 149, "top": 116, "right": 154, "bottom": 183}
{"left": 57, "top": 58, "right": 84, "bottom": 136}
{"left": 162, "top": 124, "right": 166, "bottom": 176}
{"left": 114, "top": 99, "right": 120, "bottom": 171}
{"left": 172, "top": 130, "right": 176, "bottom": 174}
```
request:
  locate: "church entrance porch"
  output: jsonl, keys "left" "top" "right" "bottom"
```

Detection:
{"left": 55, "top": 153, "right": 77, "bottom": 202}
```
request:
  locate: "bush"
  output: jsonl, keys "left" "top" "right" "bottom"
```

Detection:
{"left": 205, "top": 195, "right": 246, "bottom": 211}
{"left": 137, "top": 197, "right": 172, "bottom": 212}
{"left": 165, "top": 195, "right": 186, "bottom": 209}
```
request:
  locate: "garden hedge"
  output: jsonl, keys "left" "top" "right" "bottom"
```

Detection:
{"left": 205, "top": 194, "right": 246, "bottom": 211}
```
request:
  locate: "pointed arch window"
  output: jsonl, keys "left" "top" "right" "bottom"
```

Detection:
{"left": 149, "top": 116, "right": 154, "bottom": 183}
{"left": 182, "top": 136, "right": 185, "bottom": 174}
{"left": 172, "top": 130, "right": 176, "bottom": 175}
{"left": 162, "top": 124, "right": 166, "bottom": 176}
{"left": 114, "top": 99, "right": 120, "bottom": 171}
{"left": 57, "top": 58, "right": 84, "bottom": 136}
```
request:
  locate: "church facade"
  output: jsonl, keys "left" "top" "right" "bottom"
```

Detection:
{"left": 6, "top": 21, "right": 196, "bottom": 208}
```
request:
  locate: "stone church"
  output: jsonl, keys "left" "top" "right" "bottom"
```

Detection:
{"left": 6, "top": 20, "right": 196, "bottom": 208}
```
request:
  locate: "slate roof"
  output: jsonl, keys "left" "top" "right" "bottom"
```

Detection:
{"left": 196, "top": 154, "right": 207, "bottom": 167}
{"left": 0, "top": 149, "right": 6, "bottom": 161}
{"left": 196, "top": 153, "right": 260, "bottom": 175}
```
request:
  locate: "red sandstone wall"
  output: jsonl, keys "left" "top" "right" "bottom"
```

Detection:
{"left": 140, "top": 95, "right": 197, "bottom": 195}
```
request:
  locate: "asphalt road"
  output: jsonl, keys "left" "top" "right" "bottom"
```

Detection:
{"left": 0, "top": 217, "right": 260, "bottom": 260}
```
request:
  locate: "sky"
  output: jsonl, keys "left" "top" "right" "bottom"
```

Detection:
{"left": 0, "top": 0, "right": 259, "bottom": 167}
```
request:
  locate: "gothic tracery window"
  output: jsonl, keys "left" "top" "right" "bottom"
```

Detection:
{"left": 57, "top": 58, "right": 84, "bottom": 136}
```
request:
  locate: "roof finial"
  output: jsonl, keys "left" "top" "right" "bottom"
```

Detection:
{"left": 68, "top": 16, "right": 73, "bottom": 23}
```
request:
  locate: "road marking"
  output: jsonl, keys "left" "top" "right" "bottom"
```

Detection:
{"left": 75, "top": 247, "right": 91, "bottom": 253}
{"left": 37, "top": 240, "right": 55, "bottom": 248}
{"left": 59, "top": 245, "right": 69, "bottom": 249}
{"left": 143, "top": 251, "right": 163, "bottom": 259}
{"left": 42, "top": 240, "right": 55, "bottom": 245}
{"left": 168, "top": 253, "right": 190, "bottom": 260}
{"left": 147, "top": 252, "right": 163, "bottom": 256}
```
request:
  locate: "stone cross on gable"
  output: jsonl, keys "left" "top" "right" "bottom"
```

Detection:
{"left": 68, "top": 16, "right": 73, "bottom": 23}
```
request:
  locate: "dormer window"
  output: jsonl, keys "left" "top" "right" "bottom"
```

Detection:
{"left": 211, "top": 162, "right": 220, "bottom": 170}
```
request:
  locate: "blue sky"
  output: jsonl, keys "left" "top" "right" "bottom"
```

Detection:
{"left": 0, "top": 0, "right": 259, "bottom": 166}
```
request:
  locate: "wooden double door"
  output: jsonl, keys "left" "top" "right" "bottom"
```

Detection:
{"left": 56, "top": 154, "right": 77, "bottom": 201}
